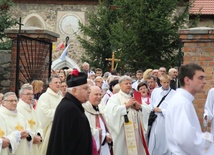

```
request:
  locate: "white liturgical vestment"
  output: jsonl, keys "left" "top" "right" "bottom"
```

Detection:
{"left": 165, "top": 88, "right": 214, "bottom": 155}
{"left": 36, "top": 88, "right": 62, "bottom": 155}
{"left": 17, "top": 99, "right": 42, "bottom": 155}
{"left": 83, "top": 101, "right": 111, "bottom": 155}
{"left": 104, "top": 90, "right": 148, "bottom": 155}
{"left": 204, "top": 88, "right": 214, "bottom": 134}
{"left": 0, "top": 105, "right": 30, "bottom": 155}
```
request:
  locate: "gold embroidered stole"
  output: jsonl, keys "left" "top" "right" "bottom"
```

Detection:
{"left": 118, "top": 92, "right": 138, "bottom": 155}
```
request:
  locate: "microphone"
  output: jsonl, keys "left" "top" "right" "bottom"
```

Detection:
{"left": 124, "top": 91, "right": 134, "bottom": 123}
{"left": 124, "top": 113, "right": 129, "bottom": 123}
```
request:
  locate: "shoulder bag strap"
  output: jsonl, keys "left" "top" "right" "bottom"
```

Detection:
{"left": 157, "top": 89, "right": 171, "bottom": 107}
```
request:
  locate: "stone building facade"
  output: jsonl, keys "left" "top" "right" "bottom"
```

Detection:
{"left": 10, "top": 1, "right": 98, "bottom": 68}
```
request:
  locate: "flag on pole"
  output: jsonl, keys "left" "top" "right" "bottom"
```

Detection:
{"left": 60, "top": 44, "right": 70, "bottom": 60}
{"left": 54, "top": 42, "right": 65, "bottom": 52}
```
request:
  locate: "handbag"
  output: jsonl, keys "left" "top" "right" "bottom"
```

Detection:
{"left": 148, "top": 89, "right": 171, "bottom": 127}
{"left": 147, "top": 89, "right": 171, "bottom": 142}
{"left": 148, "top": 111, "right": 157, "bottom": 126}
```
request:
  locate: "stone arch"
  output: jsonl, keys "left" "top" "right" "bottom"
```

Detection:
{"left": 51, "top": 56, "right": 80, "bottom": 71}
{"left": 23, "top": 13, "right": 46, "bottom": 28}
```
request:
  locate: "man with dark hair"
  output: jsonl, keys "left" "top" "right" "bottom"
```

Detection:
{"left": 101, "top": 79, "right": 119, "bottom": 105}
{"left": 36, "top": 75, "right": 62, "bottom": 155}
{"left": 165, "top": 63, "right": 214, "bottom": 154}
{"left": 47, "top": 70, "right": 92, "bottom": 155}
{"left": 146, "top": 75, "right": 158, "bottom": 94}
{"left": 95, "top": 68, "right": 103, "bottom": 77}
{"left": 132, "top": 70, "right": 143, "bottom": 91}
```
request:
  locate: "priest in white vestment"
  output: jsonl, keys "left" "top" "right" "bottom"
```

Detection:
{"left": 0, "top": 115, "right": 12, "bottom": 155}
{"left": 204, "top": 88, "right": 214, "bottom": 134}
{"left": 0, "top": 92, "right": 32, "bottom": 155}
{"left": 17, "top": 84, "right": 42, "bottom": 155}
{"left": 104, "top": 75, "right": 149, "bottom": 155}
{"left": 83, "top": 86, "right": 113, "bottom": 155}
{"left": 148, "top": 74, "right": 175, "bottom": 155}
{"left": 36, "top": 76, "right": 62, "bottom": 155}
{"left": 165, "top": 63, "right": 214, "bottom": 155}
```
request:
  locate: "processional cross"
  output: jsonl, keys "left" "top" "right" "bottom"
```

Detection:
{"left": 106, "top": 52, "right": 121, "bottom": 70}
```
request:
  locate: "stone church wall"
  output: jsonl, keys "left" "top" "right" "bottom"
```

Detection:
{"left": 0, "top": 50, "right": 12, "bottom": 93}
{"left": 10, "top": 3, "right": 97, "bottom": 65}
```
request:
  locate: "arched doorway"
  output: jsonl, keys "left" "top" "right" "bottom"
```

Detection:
{"left": 51, "top": 56, "right": 80, "bottom": 71}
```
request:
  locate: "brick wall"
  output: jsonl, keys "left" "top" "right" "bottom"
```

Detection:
{"left": 179, "top": 27, "right": 214, "bottom": 130}
{"left": 5, "top": 29, "right": 59, "bottom": 96}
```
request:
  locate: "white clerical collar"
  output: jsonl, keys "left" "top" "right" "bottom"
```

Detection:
{"left": 161, "top": 87, "right": 170, "bottom": 91}
{"left": 20, "top": 99, "right": 33, "bottom": 109}
{"left": 119, "top": 90, "right": 131, "bottom": 98}
{"left": 177, "top": 88, "right": 194, "bottom": 102}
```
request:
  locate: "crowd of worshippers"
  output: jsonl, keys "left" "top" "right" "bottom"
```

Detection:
{"left": 1, "top": 62, "right": 214, "bottom": 155}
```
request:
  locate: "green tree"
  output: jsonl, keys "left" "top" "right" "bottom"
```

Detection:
{"left": 0, "top": 0, "right": 17, "bottom": 49}
{"left": 77, "top": 0, "right": 116, "bottom": 71}
{"left": 78, "top": 0, "right": 195, "bottom": 73}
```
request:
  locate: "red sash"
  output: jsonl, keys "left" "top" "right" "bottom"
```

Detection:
{"left": 95, "top": 114, "right": 113, "bottom": 155}
{"left": 140, "top": 122, "right": 150, "bottom": 155}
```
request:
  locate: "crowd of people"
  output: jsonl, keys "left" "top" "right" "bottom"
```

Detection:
{"left": 0, "top": 62, "right": 214, "bottom": 155}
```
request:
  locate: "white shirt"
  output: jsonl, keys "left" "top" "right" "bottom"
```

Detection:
{"left": 132, "top": 79, "right": 143, "bottom": 91}
{"left": 165, "top": 88, "right": 214, "bottom": 155}
{"left": 204, "top": 88, "right": 214, "bottom": 134}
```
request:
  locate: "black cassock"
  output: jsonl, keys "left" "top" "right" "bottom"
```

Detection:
{"left": 47, "top": 92, "right": 92, "bottom": 155}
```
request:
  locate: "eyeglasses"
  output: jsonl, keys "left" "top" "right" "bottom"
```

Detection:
{"left": 95, "top": 81, "right": 103, "bottom": 83}
{"left": 4, "top": 100, "right": 18, "bottom": 103}
{"left": 22, "top": 93, "right": 34, "bottom": 96}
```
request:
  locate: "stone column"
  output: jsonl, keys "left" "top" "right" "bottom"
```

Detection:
{"left": 179, "top": 27, "right": 214, "bottom": 130}
{"left": 4, "top": 29, "right": 59, "bottom": 94}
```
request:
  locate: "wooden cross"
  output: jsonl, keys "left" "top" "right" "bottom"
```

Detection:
{"left": 15, "top": 123, "right": 24, "bottom": 131}
{"left": 0, "top": 128, "right": 4, "bottom": 137}
{"left": 28, "top": 119, "right": 35, "bottom": 129}
{"left": 106, "top": 52, "right": 121, "bottom": 70}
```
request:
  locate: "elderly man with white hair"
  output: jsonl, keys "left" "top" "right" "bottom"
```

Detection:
{"left": 47, "top": 70, "right": 92, "bottom": 155}
{"left": 83, "top": 86, "right": 113, "bottom": 155}
{"left": 17, "top": 83, "right": 42, "bottom": 155}
{"left": 168, "top": 67, "right": 179, "bottom": 90}
{"left": 104, "top": 75, "right": 149, "bottom": 155}
{"left": 0, "top": 92, "right": 31, "bottom": 155}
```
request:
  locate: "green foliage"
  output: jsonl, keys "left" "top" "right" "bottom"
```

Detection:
{"left": 0, "top": 0, "right": 17, "bottom": 41}
{"left": 0, "top": 39, "right": 12, "bottom": 50}
{"left": 78, "top": 0, "right": 193, "bottom": 73}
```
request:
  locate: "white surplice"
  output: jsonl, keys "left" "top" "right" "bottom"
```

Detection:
{"left": 0, "top": 105, "right": 30, "bottom": 155}
{"left": 132, "top": 80, "right": 143, "bottom": 91}
{"left": 17, "top": 99, "right": 42, "bottom": 155}
{"left": 35, "top": 88, "right": 62, "bottom": 155}
{"left": 204, "top": 88, "right": 214, "bottom": 134}
{"left": 148, "top": 87, "right": 175, "bottom": 155}
{"left": 83, "top": 101, "right": 111, "bottom": 155}
{"left": 165, "top": 88, "right": 214, "bottom": 155}
{"left": 104, "top": 90, "right": 147, "bottom": 155}
{"left": 141, "top": 99, "right": 152, "bottom": 133}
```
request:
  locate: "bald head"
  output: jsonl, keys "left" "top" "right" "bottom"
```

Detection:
{"left": 168, "top": 68, "right": 177, "bottom": 79}
{"left": 89, "top": 86, "right": 102, "bottom": 106}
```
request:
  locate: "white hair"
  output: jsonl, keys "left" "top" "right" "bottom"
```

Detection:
{"left": 119, "top": 75, "right": 132, "bottom": 84}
